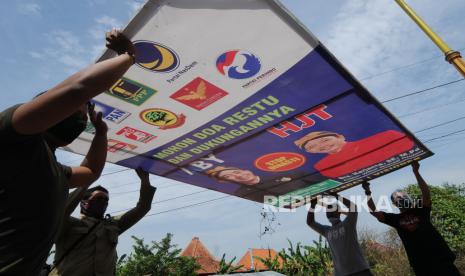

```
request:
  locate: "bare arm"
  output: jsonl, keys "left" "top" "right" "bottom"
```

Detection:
{"left": 12, "top": 30, "right": 135, "bottom": 135}
{"left": 306, "top": 199, "right": 327, "bottom": 235}
{"left": 115, "top": 169, "right": 156, "bottom": 234}
{"left": 68, "top": 104, "right": 108, "bottom": 188}
{"left": 412, "top": 161, "right": 431, "bottom": 208}
{"left": 362, "top": 182, "right": 385, "bottom": 222}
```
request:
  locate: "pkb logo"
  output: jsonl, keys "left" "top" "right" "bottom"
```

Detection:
{"left": 134, "top": 41, "right": 180, "bottom": 73}
{"left": 216, "top": 50, "right": 261, "bottom": 80}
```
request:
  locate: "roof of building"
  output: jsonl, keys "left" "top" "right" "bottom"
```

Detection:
{"left": 181, "top": 237, "right": 219, "bottom": 275}
{"left": 236, "top": 249, "right": 283, "bottom": 272}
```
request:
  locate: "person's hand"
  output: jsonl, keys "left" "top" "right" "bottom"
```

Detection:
{"left": 88, "top": 102, "right": 108, "bottom": 135}
{"left": 310, "top": 197, "right": 318, "bottom": 208}
{"left": 362, "top": 181, "right": 371, "bottom": 193}
{"left": 105, "top": 29, "right": 136, "bottom": 56}
{"left": 135, "top": 168, "right": 150, "bottom": 186}
{"left": 411, "top": 161, "right": 420, "bottom": 173}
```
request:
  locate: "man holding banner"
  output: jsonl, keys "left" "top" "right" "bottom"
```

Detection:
{"left": 307, "top": 195, "right": 372, "bottom": 276}
{"left": 363, "top": 162, "right": 460, "bottom": 275}
{"left": 0, "top": 30, "right": 136, "bottom": 275}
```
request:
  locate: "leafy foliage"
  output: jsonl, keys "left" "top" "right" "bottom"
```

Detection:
{"left": 216, "top": 254, "right": 243, "bottom": 274}
{"left": 256, "top": 237, "right": 332, "bottom": 275}
{"left": 116, "top": 233, "right": 200, "bottom": 276}
{"left": 360, "top": 229, "right": 414, "bottom": 276}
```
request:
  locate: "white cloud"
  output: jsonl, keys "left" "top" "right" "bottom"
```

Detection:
{"left": 127, "top": 0, "right": 145, "bottom": 16}
{"left": 89, "top": 15, "right": 123, "bottom": 40}
{"left": 29, "top": 51, "right": 44, "bottom": 59}
{"left": 17, "top": 3, "right": 41, "bottom": 15}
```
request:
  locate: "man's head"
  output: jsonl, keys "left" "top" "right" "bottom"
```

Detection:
{"left": 295, "top": 131, "right": 346, "bottom": 154}
{"left": 206, "top": 166, "right": 260, "bottom": 185}
{"left": 80, "top": 186, "right": 109, "bottom": 219}
{"left": 391, "top": 189, "right": 413, "bottom": 211}
{"left": 35, "top": 91, "right": 88, "bottom": 147}
{"left": 325, "top": 204, "right": 341, "bottom": 225}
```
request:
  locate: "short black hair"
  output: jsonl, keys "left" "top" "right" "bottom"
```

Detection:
{"left": 82, "top": 185, "right": 109, "bottom": 200}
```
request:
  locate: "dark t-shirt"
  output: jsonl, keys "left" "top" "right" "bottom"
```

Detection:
{"left": 380, "top": 206, "right": 455, "bottom": 269}
{"left": 0, "top": 105, "right": 71, "bottom": 275}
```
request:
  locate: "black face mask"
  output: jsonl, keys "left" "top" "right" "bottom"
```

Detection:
{"left": 80, "top": 199, "right": 108, "bottom": 219}
{"left": 47, "top": 112, "right": 87, "bottom": 145}
{"left": 395, "top": 196, "right": 413, "bottom": 209}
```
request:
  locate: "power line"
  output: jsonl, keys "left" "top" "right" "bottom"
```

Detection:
{"left": 111, "top": 190, "right": 209, "bottom": 214}
{"left": 414, "top": 115, "right": 465, "bottom": 133}
{"left": 381, "top": 78, "right": 465, "bottom": 103}
{"left": 423, "top": 128, "right": 465, "bottom": 143}
{"left": 398, "top": 96, "right": 465, "bottom": 118}
{"left": 144, "top": 195, "right": 231, "bottom": 217}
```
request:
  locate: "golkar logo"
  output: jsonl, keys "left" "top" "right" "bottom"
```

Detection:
{"left": 140, "top": 108, "right": 186, "bottom": 130}
{"left": 170, "top": 77, "right": 228, "bottom": 110}
{"left": 134, "top": 41, "right": 180, "bottom": 73}
{"left": 216, "top": 50, "right": 261, "bottom": 80}
{"left": 116, "top": 126, "right": 156, "bottom": 143}
{"left": 91, "top": 100, "right": 130, "bottom": 124}
{"left": 108, "top": 139, "right": 137, "bottom": 155}
{"left": 106, "top": 77, "right": 156, "bottom": 106}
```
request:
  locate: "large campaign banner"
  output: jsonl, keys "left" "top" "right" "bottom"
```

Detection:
{"left": 67, "top": 0, "right": 432, "bottom": 207}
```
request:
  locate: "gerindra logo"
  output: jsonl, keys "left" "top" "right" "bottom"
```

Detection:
{"left": 216, "top": 50, "right": 261, "bottom": 79}
{"left": 134, "top": 41, "right": 180, "bottom": 73}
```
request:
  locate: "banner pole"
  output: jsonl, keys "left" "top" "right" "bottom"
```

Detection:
{"left": 395, "top": 0, "right": 465, "bottom": 78}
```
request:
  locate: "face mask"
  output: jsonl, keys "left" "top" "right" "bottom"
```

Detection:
{"left": 80, "top": 199, "right": 108, "bottom": 219}
{"left": 328, "top": 217, "right": 341, "bottom": 225}
{"left": 46, "top": 112, "right": 87, "bottom": 145}
{"left": 395, "top": 195, "right": 413, "bottom": 209}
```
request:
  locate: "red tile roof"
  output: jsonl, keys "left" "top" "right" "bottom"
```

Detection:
{"left": 181, "top": 237, "right": 219, "bottom": 275}
{"left": 237, "top": 249, "right": 283, "bottom": 272}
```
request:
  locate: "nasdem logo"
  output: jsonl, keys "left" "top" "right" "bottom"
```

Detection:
{"left": 216, "top": 50, "right": 261, "bottom": 80}
{"left": 134, "top": 41, "right": 180, "bottom": 73}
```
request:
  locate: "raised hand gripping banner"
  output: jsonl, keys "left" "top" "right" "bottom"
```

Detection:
{"left": 67, "top": 0, "right": 432, "bottom": 207}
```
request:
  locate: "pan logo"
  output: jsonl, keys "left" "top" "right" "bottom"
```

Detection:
{"left": 134, "top": 40, "right": 180, "bottom": 73}
{"left": 216, "top": 50, "right": 261, "bottom": 80}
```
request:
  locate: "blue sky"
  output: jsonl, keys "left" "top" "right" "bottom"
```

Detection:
{"left": 2, "top": 0, "right": 465, "bottom": 261}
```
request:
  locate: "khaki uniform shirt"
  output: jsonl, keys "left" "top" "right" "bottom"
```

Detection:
{"left": 51, "top": 183, "right": 156, "bottom": 276}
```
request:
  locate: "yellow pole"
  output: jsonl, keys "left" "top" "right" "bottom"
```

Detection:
{"left": 395, "top": 0, "right": 465, "bottom": 78}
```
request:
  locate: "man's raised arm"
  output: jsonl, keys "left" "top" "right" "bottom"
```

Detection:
{"left": 362, "top": 182, "right": 386, "bottom": 222}
{"left": 116, "top": 169, "right": 156, "bottom": 234}
{"left": 12, "top": 30, "right": 135, "bottom": 135}
{"left": 412, "top": 161, "right": 431, "bottom": 208}
{"left": 69, "top": 104, "right": 108, "bottom": 188}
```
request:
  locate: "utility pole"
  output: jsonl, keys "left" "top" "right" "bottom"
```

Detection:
{"left": 395, "top": 0, "right": 465, "bottom": 78}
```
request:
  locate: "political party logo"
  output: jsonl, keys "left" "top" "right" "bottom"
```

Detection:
{"left": 106, "top": 78, "right": 157, "bottom": 106}
{"left": 140, "top": 108, "right": 186, "bottom": 130}
{"left": 91, "top": 100, "right": 130, "bottom": 124}
{"left": 216, "top": 50, "right": 261, "bottom": 79}
{"left": 134, "top": 41, "right": 180, "bottom": 73}
{"left": 255, "top": 152, "right": 306, "bottom": 172}
{"left": 170, "top": 77, "right": 228, "bottom": 110}
{"left": 107, "top": 139, "right": 137, "bottom": 155}
{"left": 116, "top": 126, "right": 156, "bottom": 143}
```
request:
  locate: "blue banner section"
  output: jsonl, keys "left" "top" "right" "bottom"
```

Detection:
{"left": 118, "top": 46, "right": 353, "bottom": 174}
{"left": 115, "top": 45, "right": 432, "bottom": 204}
{"left": 160, "top": 92, "right": 430, "bottom": 204}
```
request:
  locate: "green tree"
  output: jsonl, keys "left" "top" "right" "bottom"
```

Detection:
{"left": 116, "top": 233, "right": 200, "bottom": 276}
{"left": 216, "top": 254, "right": 243, "bottom": 274}
{"left": 359, "top": 229, "right": 414, "bottom": 276}
{"left": 256, "top": 237, "right": 332, "bottom": 275}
